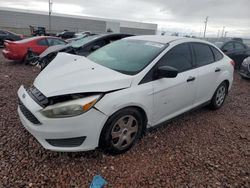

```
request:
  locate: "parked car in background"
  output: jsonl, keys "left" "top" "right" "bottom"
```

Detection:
{"left": 37, "top": 33, "right": 133, "bottom": 69}
{"left": 0, "top": 30, "right": 24, "bottom": 47}
{"left": 65, "top": 32, "right": 97, "bottom": 43}
{"left": 240, "top": 56, "right": 250, "bottom": 79}
{"left": 2, "top": 36, "right": 66, "bottom": 63}
{"left": 232, "top": 38, "right": 243, "bottom": 43}
{"left": 56, "top": 31, "right": 75, "bottom": 39}
{"left": 215, "top": 40, "right": 250, "bottom": 69}
{"left": 17, "top": 36, "right": 234, "bottom": 154}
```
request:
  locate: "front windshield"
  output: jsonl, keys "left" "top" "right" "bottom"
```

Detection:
{"left": 71, "top": 35, "right": 99, "bottom": 48}
{"left": 88, "top": 39, "right": 166, "bottom": 75}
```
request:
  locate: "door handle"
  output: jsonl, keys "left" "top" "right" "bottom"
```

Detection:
{"left": 215, "top": 68, "right": 221, "bottom": 72}
{"left": 187, "top": 76, "right": 196, "bottom": 82}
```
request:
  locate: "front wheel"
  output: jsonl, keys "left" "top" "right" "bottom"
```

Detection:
{"left": 209, "top": 82, "right": 228, "bottom": 110}
{"left": 99, "top": 108, "right": 144, "bottom": 155}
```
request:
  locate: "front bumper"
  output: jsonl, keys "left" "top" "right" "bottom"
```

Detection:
{"left": 17, "top": 85, "right": 108, "bottom": 152}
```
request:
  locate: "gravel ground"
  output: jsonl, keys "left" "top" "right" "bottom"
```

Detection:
{"left": 0, "top": 51, "right": 250, "bottom": 188}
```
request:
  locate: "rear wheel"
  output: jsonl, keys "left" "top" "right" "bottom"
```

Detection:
{"left": 100, "top": 108, "right": 144, "bottom": 154}
{"left": 209, "top": 82, "right": 228, "bottom": 110}
{"left": 24, "top": 51, "right": 39, "bottom": 65}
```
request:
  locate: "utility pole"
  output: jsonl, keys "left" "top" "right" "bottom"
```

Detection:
{"left": 221, "top": 26, "right": 225, "bottom": 38}
{"left": 217, "top": 30, "right": 220, "bottom": 38}
{"left": 203, "top": 16, "right": 209, "bottom": 38}
{"left": 49, "top": 0, "right": 53, "bottom": 33}
{"left": 224, "top": 31, "right": 228, "bottom": 38}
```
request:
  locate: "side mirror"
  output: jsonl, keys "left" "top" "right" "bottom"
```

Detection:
{"left": 156, "top": 66, "right": 178, "bottom": 78}
{"left": 222, "top": 49, "right": 228, "bottom": 53}
{"left": 91, "top": 45, "right": 100, "bottom": 51}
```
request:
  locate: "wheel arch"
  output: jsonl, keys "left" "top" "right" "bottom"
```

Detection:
{"left": 98, "top": 105, "right": 148, "bottom": 148}
{"left": 223, "top": 79, "right": 230, "bottom": 93}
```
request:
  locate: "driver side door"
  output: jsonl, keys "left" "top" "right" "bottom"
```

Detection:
{"left": 152, "top": 43, "right": 198, "bottom": 125}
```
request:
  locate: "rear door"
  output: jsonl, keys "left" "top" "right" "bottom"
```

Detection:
{"left": 192, "top": 43, "right": 224, "bottom": 106}
{"left": 152, "top": 43, "right": 198, "bottom": 125}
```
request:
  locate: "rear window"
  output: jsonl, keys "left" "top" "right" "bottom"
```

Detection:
{"left": 210, "top": 46, "right": 223, "bottom": 61}
{"left": 193, "top": 43, "right": 214, "bottom": 67}
{"left": 234, "top": 42, "right": 245, "bottom": 50}
{"left": 37, "top": 39, "right": 48, "bottom": 46}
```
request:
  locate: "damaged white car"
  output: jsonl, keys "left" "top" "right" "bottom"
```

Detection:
{"left": 17, "top": 36, "right": 234, "bottom": 154}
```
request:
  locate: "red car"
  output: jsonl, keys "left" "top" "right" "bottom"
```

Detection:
{"left": 2, "top": 36, "right": 66, "bottom": 62}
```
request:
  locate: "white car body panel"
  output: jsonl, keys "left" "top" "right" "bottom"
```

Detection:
{"left": 194, "top": 56, "right": 234, "bottom": 107}
{"left": 152, "top": 69, "right": 198, "bottom": 125}
{"left": 17, "top": 36, "right": 234, "bottom": 152}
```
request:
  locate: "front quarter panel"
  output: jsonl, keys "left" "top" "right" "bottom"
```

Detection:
{"left": 95, "top": 82, "right": 154, "bottom": 127}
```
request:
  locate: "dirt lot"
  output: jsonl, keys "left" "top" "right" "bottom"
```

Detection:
{"left": 0, "top": 51, "right": 249, "bottom": 188}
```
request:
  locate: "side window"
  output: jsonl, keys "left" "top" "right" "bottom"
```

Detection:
{"left": 210, "top": 46, "right": 223, "bottom": 61}
{"left": 157, "top": 43, "right": 193, "bottom": 73}
{"left": 37, "top": 39, "right": 48, "bottom": 46}
{"left": 47, "top": 38, "right": 66, "bottom": 46}
{"left": 234, "top": 42, "right": 245, "bottom": 50}
{"left": 193, "top": 43, "right": 214, "bottom": 67}
{"left": 222, "top": 42, "right": 234, "bottom": 51}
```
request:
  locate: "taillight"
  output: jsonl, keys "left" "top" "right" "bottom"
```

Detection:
{"left": 229, "top": 60, "right": 235, "bottom": 68}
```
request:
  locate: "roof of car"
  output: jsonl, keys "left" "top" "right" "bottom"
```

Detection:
{"left": 124, "top": 35, "right": 210, "bottom": 45}
{"left": 124, "top": 35, "right": 186, "bottom": 44}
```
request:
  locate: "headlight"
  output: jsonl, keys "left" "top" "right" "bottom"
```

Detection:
{"left": 41, "top": 94, "right": 101, "bottom": 118}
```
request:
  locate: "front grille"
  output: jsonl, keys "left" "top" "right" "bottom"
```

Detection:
{"left": 18, "top": 99, "right": 41, "bottom": 125}
{"left": 46, "top": 136, "right": 86, "bottom": 147}
{"left": 27, "top": 86, "right": 49, "bottom": 107}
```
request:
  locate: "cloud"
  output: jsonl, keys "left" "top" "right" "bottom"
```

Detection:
{"left": 0, "top": 0, "right": 249, "bottom": 37}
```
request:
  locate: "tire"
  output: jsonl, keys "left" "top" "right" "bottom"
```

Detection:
{"left": 24, "top": 50, "right": 39, "bottom": 65}
{"left": 241, "top": 75, "right": 250, "bottom": 80}
{"left": 209, "top": 82, "right": 228, "bottom": 110}
{"left": 99, "top": 108, "right": 144, "bottom": 155}
{"left": 23, "top": 54, "right": 30, "bottom": 65}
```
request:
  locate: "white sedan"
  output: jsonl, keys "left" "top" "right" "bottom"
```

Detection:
{"left": 17, "top": 36, "right": 234, "bottom": 154}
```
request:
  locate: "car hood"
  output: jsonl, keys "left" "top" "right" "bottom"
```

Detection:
{"left": 34, "top": 53, "right": 133, "bottom": 97}
{"left": 39, "top": 44, "right": 71, "bottom": 58}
